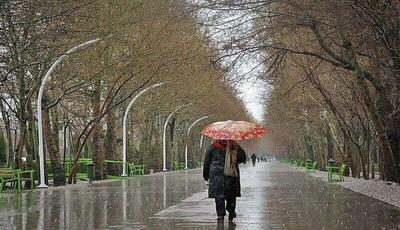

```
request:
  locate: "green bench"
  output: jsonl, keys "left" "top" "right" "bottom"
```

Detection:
{"left": 18, "top": 170, "right": 35, "bottom": 191}
{"left": 295, "top": 160, "right": 304, "bottom": 168}
{"left": 104, "top": 160, "right": 125, "bottom": 165}
{"left": 174, "top": 161, "right": 185, "bottom": 171}
{"left": 129, "top": 164, "right": 145, "bottom": 176}
{"left": 327, "top": 164, "right": 346, "bottom": 182}
{"left": 0, "top": 168, "right": 35, "bottom": 193}
{"left": 280, "top": 159, "right": 290, "bottom": 164}
{"left": 0, "top": 168, "right": 19, "bottom": 192}
{"left": 305, "top": 161, "right": 317, "bottom": 173}
{"left": 104, "top": 160, "right": 145, "bottom": 176}
{"left": 77, "top": 172, "right": 89, "bottom": 180}
{"left": 46, "top": 158, "right": 92, "bottom": 176}
{"left": 47, "top": 159, "right": 90, "bottom": 181}
{"left": 104, "top": 160, "right": 126, "bottom": 177}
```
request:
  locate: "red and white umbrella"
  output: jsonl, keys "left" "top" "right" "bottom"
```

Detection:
{"left": 201, "top": 120, "right": 267, "bottom": 140}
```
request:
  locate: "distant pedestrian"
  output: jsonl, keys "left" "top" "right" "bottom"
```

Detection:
{"left": 203, "top": 140, "right": 246, "bottom": 223}
{"left": 251, "top": 153, "right": 257, "bottom": 166}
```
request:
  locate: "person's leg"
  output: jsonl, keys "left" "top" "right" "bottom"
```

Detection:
{"left": 215, "top": 197, "right": 226, "bottom": 217}
{"left": 226, "top": 196, "right": 236, "bottom": 221}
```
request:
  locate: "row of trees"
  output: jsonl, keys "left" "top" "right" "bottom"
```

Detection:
{"left": 0, "top": 0, "right": 250, "bottom": 186}
{"left": 193, "top": 1, "right": 400, "bottom": 182}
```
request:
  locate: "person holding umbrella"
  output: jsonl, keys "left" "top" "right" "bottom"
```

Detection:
{"left": 203, "top": 139, "right": 246, "bottom": 223}
{"left": 201, "top": 120, "right": 267, "bottom": 223}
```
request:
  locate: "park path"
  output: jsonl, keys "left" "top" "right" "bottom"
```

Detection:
{"left": 0, "top": 162, "right": 399, "bottom": 229}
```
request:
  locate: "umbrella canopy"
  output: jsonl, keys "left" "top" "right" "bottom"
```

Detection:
{"left": 201, "top": 120, "right": 267, "bottom": 140}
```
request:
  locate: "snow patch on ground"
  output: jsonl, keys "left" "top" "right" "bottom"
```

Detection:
{"left": 309, "top": 168, "right": 400, "bottom": 208}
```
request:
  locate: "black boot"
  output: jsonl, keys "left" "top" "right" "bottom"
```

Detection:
{"left": 217, "top": 216, "right": 224, "bottom": 223}
{"left": 228, "top": 212, "right": 236, "bottom": 222}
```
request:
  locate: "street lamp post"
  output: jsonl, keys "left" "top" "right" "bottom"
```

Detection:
{"left": 199, "top": 134, "right": 204, "bottom": 149}
{"left": 162, "top": 103, "right": 191, "bottom": 171}
{"left": 121, "top": 83, "right": 165, "bottom": 176}
{"left": 199, "top": 134, "right": 205, "bottom": 160}
{"left": 37, "top": 37, "right": 106, "bottom": 188}
{"left": 184, "top": 115, "right": 210, "bottom": 170}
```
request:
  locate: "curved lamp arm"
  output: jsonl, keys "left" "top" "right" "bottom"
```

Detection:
{"left": 37, "top": 37, "right": 111, "bottom": 188}
{"left": 121, "top": 82, "right": 166, "bottom": 176}
{"left": 184, "top": 115, "right": 212, "bottom": 169}
{"left": 162, "top": 103, "right": 192, "bottom": 171}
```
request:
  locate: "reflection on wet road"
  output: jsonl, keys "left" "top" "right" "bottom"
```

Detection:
{"left": 0, "top": 163, "right": 399, "bottom": 229}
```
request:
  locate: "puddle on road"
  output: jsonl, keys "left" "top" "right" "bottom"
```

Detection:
{"left": 0, "top": 164, "right": 399, "bottom": 229}
{"left": 0, "top": 170, "right": 207, "bottom": 229}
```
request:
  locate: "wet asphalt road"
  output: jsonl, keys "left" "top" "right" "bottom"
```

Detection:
{"left": 0, "top": 162, "right": 399, "bottom": 229}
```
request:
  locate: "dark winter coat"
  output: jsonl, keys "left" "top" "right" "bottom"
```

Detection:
{"left": 203, "top": 144, "right": 246, "bottom": 198}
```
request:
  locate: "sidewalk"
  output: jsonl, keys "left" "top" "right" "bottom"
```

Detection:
{"left": 149, "top": 163, "right": 400, "bottom": 229}
{"left": 0, "top": 162, "right": 399, "bottom": 229}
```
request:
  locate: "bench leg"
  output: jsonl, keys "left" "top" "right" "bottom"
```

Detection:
{"left": 332, "top": 173, "right": 337, "bottom": 182}
{"left": 10, "top": 180, "right": 18, "bottom": 192}
{"left": 30, "top": 173, "right": 34, "bottom": 191}
{"left": 18, "top": 177, "right": 21, "bottom": 193}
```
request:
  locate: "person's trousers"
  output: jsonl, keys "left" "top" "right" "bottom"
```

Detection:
{"left": 215, "top": 197, "right": 236, "bottom": 216}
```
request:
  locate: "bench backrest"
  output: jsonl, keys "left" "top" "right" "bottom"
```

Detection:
{"left": 0, "top": 168, "right": 16, "bottom": 178}
{"left": 339, "top": 164, "right": 346, "bottom": 173}
{"left": 130, "top": 164, "right": 144, "bottom": 168}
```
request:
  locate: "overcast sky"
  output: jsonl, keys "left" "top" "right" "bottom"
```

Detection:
{"left": 194, "top": 4, "right": 268, "bottom": 123}
{"left": 237, "top": 79, "right": 267, "bottom": 123}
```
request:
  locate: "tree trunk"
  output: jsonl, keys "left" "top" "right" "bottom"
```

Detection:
{"left": 104, "top": 110, "right": 120, "bottom": 175}
{"left": 305, "top": 135, "right": 314, "bottom": 161}
{"left": 15, "top": 58, "right": 28, "bottom": 170}
{"left": 42, "top": 97, "right": 65, "bottom": 186}
{"left": 169, "top": 117, "right": 175, "bottom": 161}
{"left": 376, "top": 93, "right": 400, "bottom": 181}
{"left": 91, "top": 82, "right": 105, "bottom": 180}
{"left": 153, "top": 116, "right": 161, "bottom": 172}
{"left": 379, "top": 152, "right": 385, "bottom": 180}
{"left": 357, "top": 76, "right": 398, "bottom": 182}
{"left": 357, "top": 145, "right": 368, "bottom": 180}
{"left": 344, "top": 43, "right": 399, "bottom": 182}
{"left": 326, "top": 124, "right": 334, "bottom": 161}
{"left": 371, "top": 148, "right": 376, "bottom": 179}
{"left": 0, "top": 132, "right": 6, "bottom": 164}
{"left": 343, "top": 132, "right": 353, "bottom": 176}
{"left": 0, "top": 100, "right": 14, "bottom": 168}
{"left": 25, "top": 100, "right": 37, "bottom": 170}
{"left": 16, "top": 124, "right": 26, "bottom": 170}
{"left": 144, "top": 115, "right": 155, "bottom": 173}
{"left": 50, "top": 103, "right": 60, "bottom": 153}
{"left": 24, "top": 100, "right": 37, "bottom": 188}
